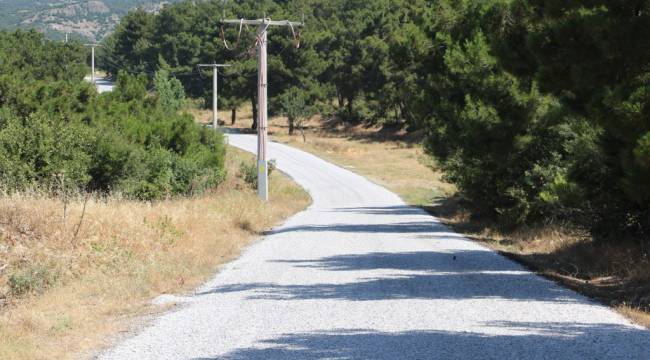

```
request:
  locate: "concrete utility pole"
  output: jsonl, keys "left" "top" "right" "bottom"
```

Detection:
{"left": 198, "top": 63, "right": 231, "bottom": 129}
{"left": 222, "top": 18, "right": 303, "bottom": 201}
{"left": 84, "top": 44, "right": 101, "bottom": 83}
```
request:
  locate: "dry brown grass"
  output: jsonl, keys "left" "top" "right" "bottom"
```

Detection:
{"left": 220, "top": 109, "right": 650, "bottom": 328}
{"left": 188, "top": 100, "right": 239, "bottom": 128}
{"left": 0, "top": 146, "right": 310, "bottom": 360}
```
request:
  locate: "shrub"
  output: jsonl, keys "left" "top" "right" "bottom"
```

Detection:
{"left": 8, "top": 264, "right": 59, "bottom": 296}
{"left": 239, "top": 160, "right": 275, "bottom": 189}
{"left": 154, "top": 69, "right": 185, "bottom": 112}
{"left": 0, "top": 112, "right": 93, "bottom": 191}
{"left": 0, "top": 32, "right": 227, "bottom": 200}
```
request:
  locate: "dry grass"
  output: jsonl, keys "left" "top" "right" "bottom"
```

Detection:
{"left": 0, "top": 146, "right": 310, "bottom": 360}
{"left": 219, "top": 109, "right": 650, "bottom": 328}
{"left": 187, "top": 100, "right": 238, "bottom": 128}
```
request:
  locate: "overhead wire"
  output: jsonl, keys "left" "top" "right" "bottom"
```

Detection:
{"left": 220, "top": 18, "right": 245, "bottom": 50}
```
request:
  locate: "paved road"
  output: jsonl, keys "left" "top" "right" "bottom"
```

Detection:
{"left": 99, "top": 133, "right": 650, "bottom": 359}
{"left": 87, "top": 76, "right": 115, "bottom": 93}
{"left": 95, "top": 77, "right": 115, "bottom": 93}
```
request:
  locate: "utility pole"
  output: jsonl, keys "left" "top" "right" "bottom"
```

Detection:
{"left": 222, "top": 18, "right": 303, "bottom": 201}
{"left": 198, "top": 63, "right": 231, "bottom": 129}
{"left": 84, "top": 44, "right": 101, "bottom": 83}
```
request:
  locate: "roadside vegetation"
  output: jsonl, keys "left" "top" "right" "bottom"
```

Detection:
{"left": 0, "top": 30, "right": 225, "bottom": 201}
{"left": 0, "top": 30, "right": 310, "bottom": 359}
{"left": 0, "top": 146, "right": 310, "bottom": 360}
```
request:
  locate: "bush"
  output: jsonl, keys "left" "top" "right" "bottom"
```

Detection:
{"left": 425, "top": 30, "right": 571, "bottom": 225}
{"left": 239, "top": 160, "right": 275, "bottom": 189}
{"left": 154, "top": 69, "right": 185, "bottom": 112}
{"left": 0, "top": 112, "right": 94, "bottom": 191}
{"left": 0, "top": 32, "right": 227, "bottom": 200}
{"left": 8, "top": 264, "right": 59, "bottom": 296}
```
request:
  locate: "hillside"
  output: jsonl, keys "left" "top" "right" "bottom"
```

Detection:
{"left": 0, "top": 0, "right": 178, "bottom": 42}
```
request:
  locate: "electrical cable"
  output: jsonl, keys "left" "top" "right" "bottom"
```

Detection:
{"left": 220, "top": 18, "right": 244, "bottom": 51}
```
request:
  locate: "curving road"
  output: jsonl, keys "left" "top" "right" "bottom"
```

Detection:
{"left": 99, "top": 133, "right": 650, "bottom": 359}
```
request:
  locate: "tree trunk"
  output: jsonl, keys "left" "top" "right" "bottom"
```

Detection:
{"left": 251, "top": 94, "right": 258, "bottom": 130}
{"left": 347, "top": 96, "right": 354, "bottom": 119}
{"left": 288, "top": 116, "right": 295, "bottom": 135}
{"left": 231, "top": 108, "right": 236, "bottom": 125}
{"left": 400, "top": 101, "right": 414, "bottom": 127}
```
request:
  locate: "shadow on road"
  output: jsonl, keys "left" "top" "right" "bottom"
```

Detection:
{"left": 196, "top": 204, "right": 585, "bottom": 303}
{"left": 267, "top": 221, "right": 447, "bottom": 235}
{"left": 193, "top": 322, "right": 648, "bottom": 360}
{"left": 198, "top": 272, "right": 572, "bottom": 303}
{"left": 197, "top": 247, "right": 580, "bottom": 303}
{"left": 272, "top": 250, "right": 519, "bottom": 272}
{"left": 328, "top": 205, "right": 428, "bottom": 216}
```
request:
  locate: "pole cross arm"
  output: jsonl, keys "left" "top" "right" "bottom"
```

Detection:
{"left": 221, "top": 19, "right": 304, "bottom": 27}
{"left": 198, "top": 64, "right": 232, "bottom": 67}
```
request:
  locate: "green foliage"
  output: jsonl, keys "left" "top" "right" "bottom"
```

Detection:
{"left": 102, "top": 0, "right": 327, "bottom": 129}
{"left": 239, "top": 161, "right": 258, "bottom": 189}
{"left": 154, "top": 69, "right": 186, "bottom": 112}
{"left": 491, "top": 0, "right": 650, "bottom": 234}
{"left": 239, "top": 160, "right": 276, "bottom": 189}
{"left": 279, "top": 87, "right": 313, "bottom": 135}
{"left": 0, "top": 30, "right": 226, "bottom": 200}
{"left": 421, "top": 3, "right": 570, "bottom": 224}
{"left": 8, "top": 264, "right": 58, "bottom": 296}
{"left": 0, "top": 113, "right": 93, "bottom": 190}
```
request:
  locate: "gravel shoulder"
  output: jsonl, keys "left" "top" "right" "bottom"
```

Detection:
{"left": 98, "top": 133, "right": 650, "bottom": 360}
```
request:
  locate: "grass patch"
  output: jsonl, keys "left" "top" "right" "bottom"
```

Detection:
{"left": 0, "top": 145, "right": 310, "bottom": 360}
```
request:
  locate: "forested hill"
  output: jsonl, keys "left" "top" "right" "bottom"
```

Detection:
{"left": 0, "top": 0, "right": 180, "bottom": 42}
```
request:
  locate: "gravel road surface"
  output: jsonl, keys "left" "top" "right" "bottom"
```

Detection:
{"left": 99, "top": 132, "right": 650, "bottom": 359}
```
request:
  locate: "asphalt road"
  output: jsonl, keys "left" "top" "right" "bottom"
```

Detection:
{"left": 86, "top": 76, "right": 114, "bottom": 93}
{"left": 98, "top": 132, "right": 650, "bottom": 359}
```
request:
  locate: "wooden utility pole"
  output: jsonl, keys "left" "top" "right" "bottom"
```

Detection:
{"left": 222, "top": 18, "right": 303, "bottom": 201}
{"left": 198, "top": 63, "right": 231, "bottom": 129}
{"left": 84, "top": 44, "right": 100, "bottom": 83}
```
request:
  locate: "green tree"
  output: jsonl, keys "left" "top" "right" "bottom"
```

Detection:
{"left": 280, "top": 87, "right": 312, "bottom": 138}
{"left": 496, "top": 0, "right": 650, "bottom": 234}
{"left": 154, "top": 69, "right": 186, "bottom": 112}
